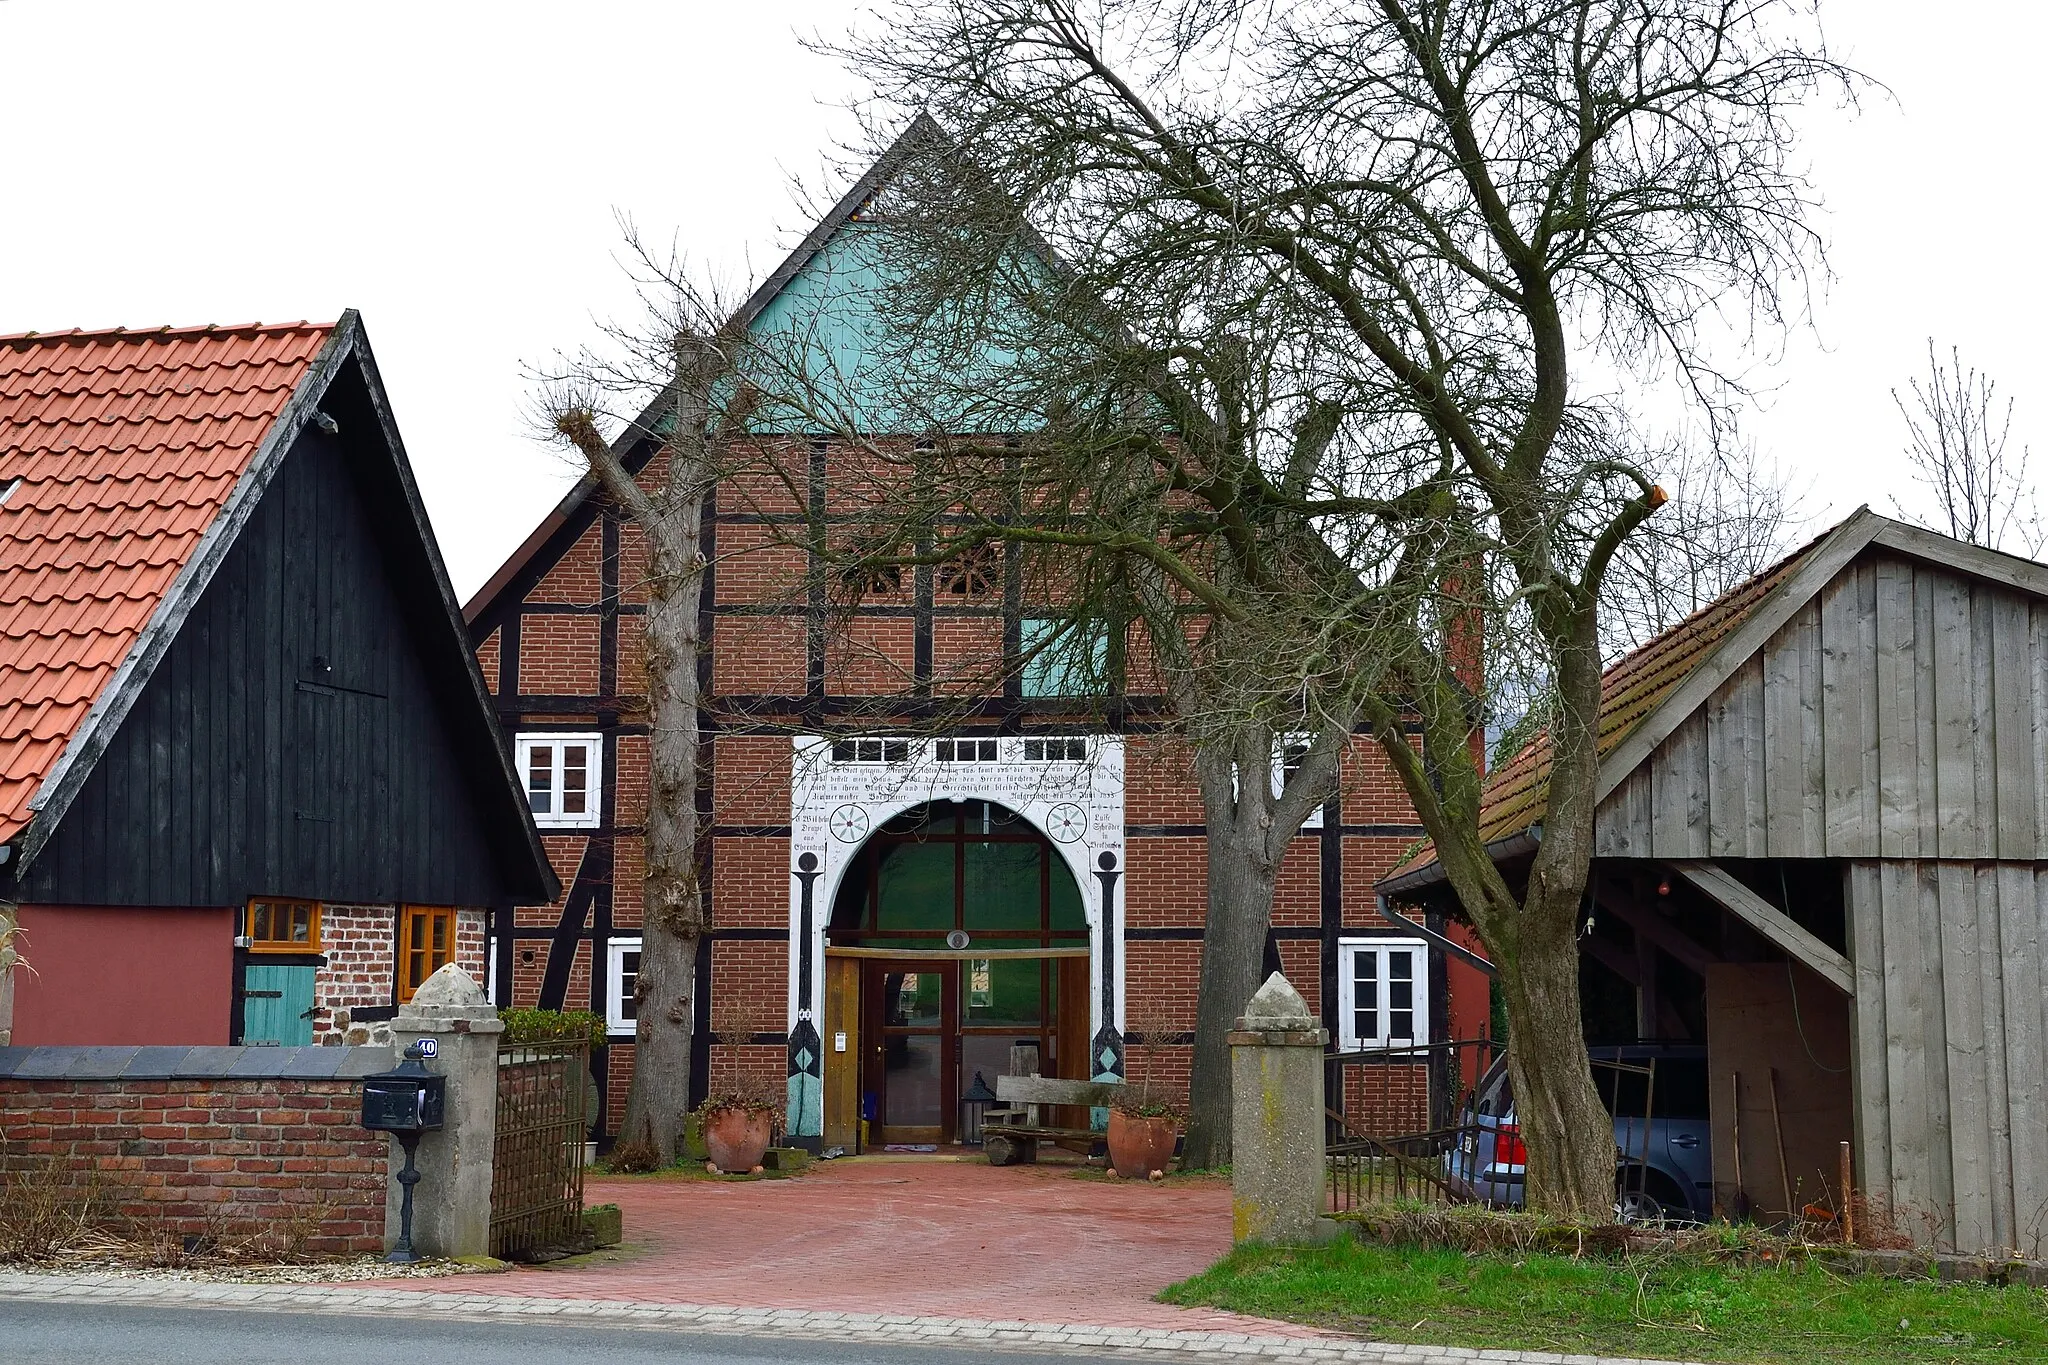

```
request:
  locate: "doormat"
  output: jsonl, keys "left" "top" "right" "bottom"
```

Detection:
{"left": 882, "top": 1144, "right": 938, "bottom": 1152}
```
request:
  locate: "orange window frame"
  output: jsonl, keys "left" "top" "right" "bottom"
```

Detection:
{"left": 245, "top": 899, "right": 321, "bottom": 953}
{"left": 398, "top": 905, "right": 458, "bottom": 1002}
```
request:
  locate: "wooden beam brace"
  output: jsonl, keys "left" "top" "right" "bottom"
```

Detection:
{"left": 1580, "top": 933, "right": 1642, "bottom": 986}
{"left": 1592, "top": 890, "right": 1720, "bottom": 979}
{"left": 1667, "top": 860, "right": 1856, "bottom": 996}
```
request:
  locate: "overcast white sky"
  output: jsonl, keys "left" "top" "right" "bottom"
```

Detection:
{"left": 4, "top": 2, "right": 2042, "bottom": 598}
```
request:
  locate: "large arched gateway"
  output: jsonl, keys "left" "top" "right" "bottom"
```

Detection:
{"left": 826, "top": 799, "right": 1090, "bottom": 1146}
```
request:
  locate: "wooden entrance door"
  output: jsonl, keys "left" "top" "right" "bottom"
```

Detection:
{"left": 862, "top": 960, "right": 958, "bottom": 1145}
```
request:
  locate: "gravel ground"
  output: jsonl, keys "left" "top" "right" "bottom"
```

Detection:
{"left": 0, "top": 1255, "right": 493, "bottom": 1283}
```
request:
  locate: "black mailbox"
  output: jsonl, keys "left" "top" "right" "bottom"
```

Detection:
{"left": 361, "top": 1045, "right": 445, "bottom": 1133}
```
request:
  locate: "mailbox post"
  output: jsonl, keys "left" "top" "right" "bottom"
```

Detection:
{"left": 361, "top": 1042, "right": 446, "bottom": 1263}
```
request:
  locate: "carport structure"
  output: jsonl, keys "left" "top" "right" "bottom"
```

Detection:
{"left": 1383, "top": 508, "right": 2048, "bottom": 1256}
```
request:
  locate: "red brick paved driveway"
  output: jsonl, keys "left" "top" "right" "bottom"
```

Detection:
{"left": 399, "top": 1156, "right": 1325, "bottom": 1336}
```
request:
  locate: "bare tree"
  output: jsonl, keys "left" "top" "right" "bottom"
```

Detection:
{"left": 533, "top": 259, "right": 747, "bottom": 1163}
{"left": 804, "top": 1, "right": 1852, "bottom": 1213}
{"left": 1893, "top": 340, "right": 2043, "bottom": 556}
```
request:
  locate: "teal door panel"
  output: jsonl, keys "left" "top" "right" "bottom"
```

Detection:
{"left": 242, "top": 964, "right": 317, "bottom": 1045}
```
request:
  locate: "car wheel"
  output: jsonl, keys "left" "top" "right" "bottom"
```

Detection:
{"left": 1613, "top": 1188, "right": 1665, "bottom": 1224}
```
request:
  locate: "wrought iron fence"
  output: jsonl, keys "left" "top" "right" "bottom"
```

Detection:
{"left": 1323, "top": 1036, "right": 1665, "bottom": 1218}
{"left": 1325, "top": 1035, "right": 1502, "bottom": 1212}
{"left": 490, "top": 1037, "right": 588, "bottom": 1258}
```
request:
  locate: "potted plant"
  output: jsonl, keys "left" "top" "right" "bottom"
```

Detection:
{"left": 1107, "top": 1014, "right": 1185, "bottom": 1180}
{"left": 699, "top": 1003, "right": 781, "bottom": 1174}
{"left": 698, "top": 1082, "right": 779, "bottom": 1174}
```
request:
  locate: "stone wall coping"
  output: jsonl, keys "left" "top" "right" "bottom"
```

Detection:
{"left": 0, "top": 1044, "right": 394, "bottom": 1082}
{"left": 392, "top": 1007, "right": 506, "bottom": 1033}
{"left": 1226, "top": 1027, "right": 1328, "bottom": 1047}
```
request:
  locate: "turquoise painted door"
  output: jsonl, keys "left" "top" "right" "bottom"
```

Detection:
{"left": 242, "top": 964, "right": 317, "bottom": 1045}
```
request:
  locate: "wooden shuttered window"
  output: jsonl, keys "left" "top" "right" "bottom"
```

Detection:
{"left": 399, "top": 905, "right": 457, "bottom": 1001}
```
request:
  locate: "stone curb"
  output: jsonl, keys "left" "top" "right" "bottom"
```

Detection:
{"left": 0, "top": 1271, "right": 1702, "bottom": 1365}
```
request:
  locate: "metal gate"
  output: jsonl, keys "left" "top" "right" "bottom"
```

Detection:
{"left": 490, "top": 1037, "right": 588, "bottom": 1258}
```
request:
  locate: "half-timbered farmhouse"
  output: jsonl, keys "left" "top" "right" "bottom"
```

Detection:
{"left": 0, "top": 317, "right": 558, "bottom": 1048}
{"left": 1386, "top": 508, "right": 2048, "bottom": 1254}
{"left": 465, "top": 128, "right": 1491, "bottom": 1149}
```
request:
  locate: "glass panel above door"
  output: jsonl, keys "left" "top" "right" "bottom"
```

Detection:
{"left": 883, "top": 971, "right": 944, "bottom": 1028}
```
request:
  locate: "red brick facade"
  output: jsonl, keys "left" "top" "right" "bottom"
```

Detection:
{"left": 311, "top": 904, "right": 489, "bottom": 1047}
{"left": 0, "top": 1076, "right": 387, "bottom": 1254}
{"left": 467, "top": 431, "right": 1485, "bottom": 1144}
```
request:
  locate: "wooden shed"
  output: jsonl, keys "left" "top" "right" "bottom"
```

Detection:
{"left": 1382, "top": 508, "right": 2048, "bottom": 1256}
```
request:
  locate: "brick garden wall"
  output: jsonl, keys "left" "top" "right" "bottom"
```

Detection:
{"left": 0, "top": 1045, "right": 391, "bottom": 1255}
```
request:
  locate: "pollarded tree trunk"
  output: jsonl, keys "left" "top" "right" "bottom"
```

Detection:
{"left": 555, "top": 336, "right": 721, "bottom": 1165}
{"left": 616, "top": 509, "right": 707, "bottom": 1160}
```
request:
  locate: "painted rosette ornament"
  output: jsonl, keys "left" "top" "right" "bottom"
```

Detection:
{"left": 828, "top": 804, "right": 869, "bottom": 843}
{"left": 1043, "top": 802, "right": 1087, "bottom": 842}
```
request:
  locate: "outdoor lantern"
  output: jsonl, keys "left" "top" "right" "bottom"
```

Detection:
{"left": 960, "top": 1070, "right": 999, "bottom": 1145}
{"left": 360, "top": 1041, "right": 445, "bottom": 1263}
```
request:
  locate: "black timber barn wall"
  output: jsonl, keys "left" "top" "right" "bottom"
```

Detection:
{"left": 15, "top": 364, "right": 527, "bottom": 908}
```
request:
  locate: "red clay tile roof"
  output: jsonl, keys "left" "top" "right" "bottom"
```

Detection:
{"left": 0, "top": 322, "right": 334, "bottom": 842}
{"left": 1386, "top": 529, "right": 1829, "bottom": 882}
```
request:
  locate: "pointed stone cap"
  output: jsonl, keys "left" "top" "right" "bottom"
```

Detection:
{"left": 412, "top": 964, "right": 487, "bottom": 1009}
{"left": 1239, "top": 972, "right": 1313, "bottom": 1027}
{"left": 395, "top": 964, "right": 503, "bottom": 1031}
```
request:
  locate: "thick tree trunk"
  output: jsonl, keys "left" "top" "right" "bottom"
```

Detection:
{"left": 1493, "top": 909, "right": 1614, "bottom": 1219}
{"left": 1182, "top": 820, "right": 1280, "bottom": 1170}
{"left": 615, "top": 452, "right": 710, "bottom": 1162}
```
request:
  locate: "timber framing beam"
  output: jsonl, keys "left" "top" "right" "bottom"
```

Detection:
{"left": 1666, "top": 860, "right": 1855, "bottom": 996}
{"left": 1591, "top": 888, "right": 1719, "bottom": 979}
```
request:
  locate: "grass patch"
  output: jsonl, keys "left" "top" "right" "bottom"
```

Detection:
{"left": 1161, "top": 1238, "right": 2047, "bottom": 1365}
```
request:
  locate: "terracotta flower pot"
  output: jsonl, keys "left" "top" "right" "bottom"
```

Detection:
{"left": 703, "top": 1106, "right": 773, "bottom": 1174}
{"left": 1107, "top": 1109, "right": 1180, "bottom": 1179}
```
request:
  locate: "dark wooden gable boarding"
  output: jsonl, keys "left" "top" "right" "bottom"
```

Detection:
{"left": 9, "top": 329, "right": 557, "bottom": 910}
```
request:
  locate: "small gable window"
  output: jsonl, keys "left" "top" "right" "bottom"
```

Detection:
{"left": 246, "top": 898, "right": 320, "bottom": 953}
{"left": 517, "top": 733, "right": 602, "bottom": 828}
{"left": 399, "top": 906, "right": 457, "bottom": 1002}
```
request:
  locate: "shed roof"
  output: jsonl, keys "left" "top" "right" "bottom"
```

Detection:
{"left": 1378, "top": 507, "right": 2048, "bottom": 892}
{"left": 1466, "top": 532, "right": 1824, "bottom": 852}
{"left": 0, "top": 322, "right": 334, "bottom": 842}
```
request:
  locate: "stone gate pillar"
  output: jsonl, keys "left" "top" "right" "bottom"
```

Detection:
{"left": 1229, "top": 972, "right": 1336, "bottom": 1244}
{"left": 389, "top": 964, "right": 502, "bottom": 1258}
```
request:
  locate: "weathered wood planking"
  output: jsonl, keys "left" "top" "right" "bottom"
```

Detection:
{"left": 1844, "top": 862, "right": 1894, "bottom": 1211}
{"left": 1844, "top": 860, "right": 2048, "bottom": 1254}
{"left": 1598, "top": 555, "right": 2048, "bottom": 862}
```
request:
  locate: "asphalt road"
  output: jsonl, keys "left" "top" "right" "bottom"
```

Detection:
{"left": 0, "top": 1300, "right": 1101, "bottom": 1364}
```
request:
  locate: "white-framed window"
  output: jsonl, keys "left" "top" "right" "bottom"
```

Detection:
{"left": 935, "top": 737, "right": 1000, "bottom": 763}
{"left": 830, "top": 737, "right": 912, "bottom": 763}
{"left": 1336, "top": 938, "right": 1428, "bottom": 1050}
{"left": 1022, "top": 736, "right": 1088, "bottom": 761}
{"left": 606, "top": 936, "right": 642, "bottom": 1036}
{"left": 1274, "top": 735, "right": 1326, "bottom": 829}
{"left": 516, "top": 733, "right": 602, "bottom": 828}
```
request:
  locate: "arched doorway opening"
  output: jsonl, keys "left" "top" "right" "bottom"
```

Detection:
{"left": 826, "top": 799, "right": 1089, "bottom": 1147}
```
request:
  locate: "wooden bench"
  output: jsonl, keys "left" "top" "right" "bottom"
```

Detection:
{"left": 982, "top": 1075, "right": 1125, "bottom": 1165}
